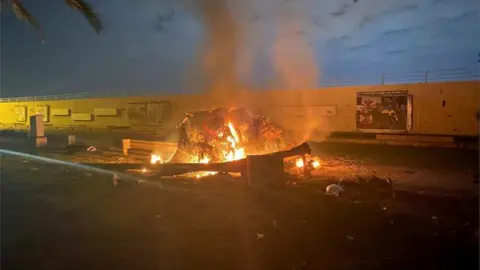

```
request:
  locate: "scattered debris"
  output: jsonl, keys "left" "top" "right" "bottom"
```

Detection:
{"left": 21, "top": 160, "right": 28, "bottom": 163}
{"left": 86, "top": 146, "right": 96, "bottom": 152}
{"left": 30, "top": 168, "right": 39, "bottom": 171}
{"left": 256, "top": 233, "right": 264, "bottom": 240}
{"left": 272, "top": 219, "right": 277, "bottom": 229}
{"left": 326, "top": 184, "right": 344, "bottom": 196}
{"left": 346, "top": 235, "right": 355, "bottom": 241}
{"left": 155, "top": 214, "right": 163, "bottom": 218}
{"left": 431, "top": 216, "right": 438, "bottom": 221}
{"left": 112, "top": 174, "right": 119, "bottom": 186}
{"left": 382, "top": 206, "right": 387, "bottom": 211}
{"left": 84, "top": 172, "right": 92, "bottom": 177}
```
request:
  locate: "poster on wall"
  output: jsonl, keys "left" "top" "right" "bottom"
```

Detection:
{"left": 13, "top": 106, "right": 27, "bottom": 122}
{"left": 356, "top": 91, "right": 413, "bottom": 132}
{"left": 35, "top": 105, "right": 50, "bottom": 122}
{"left": 127, "top": 101, "right": 172, "bottom": 123}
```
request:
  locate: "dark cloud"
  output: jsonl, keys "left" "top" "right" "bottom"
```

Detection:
{"left": 383, "top": 26, "right": 422, "bottom": 36}
{"left": 326, "top": 35, "right": 349, "bottom": 45}
{"left": 451, "top": 10, "right": 479, "bottom": 22}
{"left": 153, "top": 9, "right": 176, "bottom": 32}
{"left": 360, "top": 4, "right": 419, "bottom": 29}
{"left": 386, "top": 48, "right": 409, "bottom": 54}
{"left": 330, "top": 4, "right": 348, "bottom": 17}
{"left": 349, "top": 44, "right": 369, "bottom": 51}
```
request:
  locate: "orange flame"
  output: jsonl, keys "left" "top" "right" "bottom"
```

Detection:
{"left": 151, "top": 154, "right": 163, "bottom": 164}
{"left": 296, "top": 158, "right": 304, "bottom": 168}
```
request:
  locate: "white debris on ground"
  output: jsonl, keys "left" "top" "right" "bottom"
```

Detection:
{"left": 112, "top": 173, "right": 119, "bottom": 186}
{"left": 326, "top": 184, "right": 344, "bottom": 196}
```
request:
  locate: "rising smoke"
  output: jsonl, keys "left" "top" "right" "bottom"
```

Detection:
{"left": 194, "top": 0, "right": 242, "bottom": 104}
{"left": 193, "top": 0, "right": 331, "bottom": 142}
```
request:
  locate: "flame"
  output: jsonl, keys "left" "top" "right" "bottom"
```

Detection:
{"left": 228, "top": 122, "right": 240, "bottom": 143}
{"left": 195, "top": 155, "right": 217, "bottom": 178}
{"left": 151, "top": 154, "right": 163, "bottom": 164}
{"left": 296, "top": 158, "right": 304, "bottom": 168}
{"left": 199, "top": 156, "right": 211, "bottom": 164}
{"left": 295, "top": 157, "right": 321, "bottom": 169}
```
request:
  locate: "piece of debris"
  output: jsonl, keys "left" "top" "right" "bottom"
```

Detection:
{"left": 155, "top": 214, "right": 163, "bottom": 218}
{"left": 346, "top": 235, "right": 355, "bottom": 241}
{"left": 256, "top": 233, "right": 264, "bottom": 240}
{"left": 30, "top": 168, "right": 39, "bottom": 171}
{"left": 272, "top": 219, "right": 277, "bottom": 229}
{"left": 382, "top": 206, "right": 387, "bottom": 211}
{"left": 431, "top": 216, "right": 438, "bottom": 221}
{"left": 326, "top": 184, "right": 344, "bottom": 196}
{"left": 112, "top": 174, "right": 119, "bottom": 186}
{"left": 86, "top": 146, "right": 96, "bottom": 152}
{"left": 22, "top": 160, "right": 28, "bottom": 163}
{"left": 84, "top": 172, "right": 92, "bottom": 177}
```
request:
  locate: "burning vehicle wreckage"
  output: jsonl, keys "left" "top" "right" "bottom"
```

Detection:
{"left": 89, "top": 107, "right": 322, "bottom": 184}
{"left": 171, "top": 106, "right": 288, "bottom": 164}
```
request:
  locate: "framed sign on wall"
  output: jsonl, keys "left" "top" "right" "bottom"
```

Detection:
{"left": 356, "top": 91, "right": 413, "bottom": 133}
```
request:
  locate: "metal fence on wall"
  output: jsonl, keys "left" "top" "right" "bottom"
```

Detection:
{"left": 0, "top": 68, "right": 478, "bottom": 103}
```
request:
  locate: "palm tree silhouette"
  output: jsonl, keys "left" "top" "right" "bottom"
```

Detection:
{"left": 1, "top": 0, "right": 102, "bottom": 42}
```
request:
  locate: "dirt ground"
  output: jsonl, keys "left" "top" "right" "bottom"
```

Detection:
{"left": 0, "top": 132, "right": 479, "bottom": 270}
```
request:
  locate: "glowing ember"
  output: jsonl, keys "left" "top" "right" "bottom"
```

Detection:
{"left": 195, "top": 155, "right": 217, "bottom": 178}
{"left": 151, "top": 154, "right": 163, "bottom": 164}
{"left": 195, "top": 171, "right": 218, "bottom": 178}
{"left": 296, "top": 158, "right": 304, "bottom": 168}
{"left": 142, "top": 168, "right": 147, "bottom": 173}
{"left": 312, "top": 160, "right": 321, "bottom": 168}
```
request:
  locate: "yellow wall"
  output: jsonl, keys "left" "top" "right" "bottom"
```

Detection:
{"left": 1, "top": 81, "right": 478, "bottom": 136}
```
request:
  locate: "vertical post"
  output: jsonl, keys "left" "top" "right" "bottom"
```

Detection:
{"left": 424, "top": 70, "right": 428, "bottom": 83}
{"left": 381, "top": 73, "right": 385, "bottom": 85}
{"left": 68, "top": 135, "right": 76, "bottom": 145}
{"left": 29, "top": 114, "right": 47, "bottom": 147}
{"left": 122, "top": 139, "right": 131, "bottom": 156}
{"left": 302, "top": 155, "right": 309, "bottom": 178}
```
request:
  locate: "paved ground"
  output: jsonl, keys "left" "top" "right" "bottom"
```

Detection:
{"left": 0, "top": 132, "right": 478, "bottom": 269}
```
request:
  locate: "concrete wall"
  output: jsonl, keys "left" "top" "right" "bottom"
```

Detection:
{"left": 0, "top": 81, "right": 478, "bottom": 136}
{"left": 249, "top": 81, "right": 480, "bottom": 137}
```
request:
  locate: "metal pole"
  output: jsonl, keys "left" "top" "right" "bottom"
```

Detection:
{"left": 424, "top": 70, "right": 428, "bottom": 83}
{"left": 381, "top": 73, "right": 385, "bottom": 85}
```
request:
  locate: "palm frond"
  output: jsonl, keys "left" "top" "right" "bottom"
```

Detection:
{"left": 65, "top": 0, "right": 102, "bottom": 33}
{"left": 11, "top": 0, "right": 44, "bottom": 42}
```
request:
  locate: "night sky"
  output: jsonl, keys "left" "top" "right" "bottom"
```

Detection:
{"left": 1, "top": 0, "right": 479, "bottom": 97}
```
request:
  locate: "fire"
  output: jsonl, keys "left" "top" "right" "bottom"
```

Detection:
{"left": 151, "top": 154, "right": 163, "bottom": 164}
{"left": 296, "top": 159, "right": 304, "bottom": 168}
{"left": 295, "top": 157, "right": 321, "bottom": 169}
{"left": 199, "top": 156, "right": 211, "bottom": 164}
{"left": 228, "top": 122, "right": 240, "bottom": 143}
{"left": 196, "top": 155, "right": 217, "bottom": 178}
{"left": 222, "top": 121, "right": 246, "bottom": 162}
